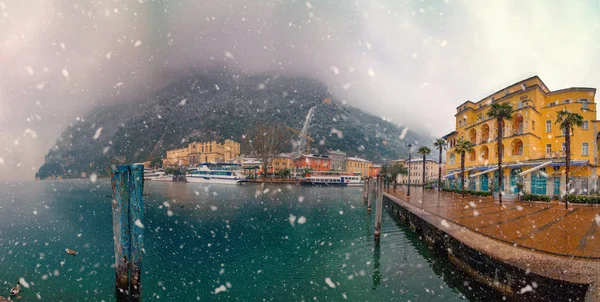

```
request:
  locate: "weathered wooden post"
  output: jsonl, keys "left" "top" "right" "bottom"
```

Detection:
{"left": 367, "top": 178, "right": 373, "bottom": 212}
{"left": 129, "top": 164, "right": 144, "bottom": 301}
{"left": 111, "top": 164, "right": 145, "bottom": 302}
{"left": 374, "top": 175, "right": 383, "bottom": 240}
{"left": 112, "top": 166, "right": 131, "bottom": 301}
{"left": 363, "top": 178, "right": 369, "bottom": 201}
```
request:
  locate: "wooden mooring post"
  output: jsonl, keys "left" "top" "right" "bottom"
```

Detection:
{"left": 363, "top": 178, "right": 369, "bottom": 201}
{"left": 367, "top": 178, "right": 373, "bottom": 212}
{"left": 111, "top": 164, "right": 145, "bottom": 302}
{"left": 374, "top": 175, "right": 383, "bottom": 240}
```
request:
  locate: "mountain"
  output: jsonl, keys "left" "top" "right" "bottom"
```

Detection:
{"left": 36, "top": 74, "right": 431, "bottom": 179}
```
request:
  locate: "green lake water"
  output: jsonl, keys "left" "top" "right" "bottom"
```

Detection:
{"left": 0, "top": 180, "right": 497, "bottom": 301}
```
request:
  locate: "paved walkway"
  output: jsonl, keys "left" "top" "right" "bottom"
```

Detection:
{"left": 385, "top": 187, "right": 600, "bottom": 260}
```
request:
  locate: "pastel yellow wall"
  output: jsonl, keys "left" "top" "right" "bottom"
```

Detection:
{"left": 186, "top": 140, "right": 242, "bottom": 164}
{"left": 345, "top": 159, "right": 372, "bottom": 176}
{"left": 445, "top": 76, "right": 597, "bottom": 174}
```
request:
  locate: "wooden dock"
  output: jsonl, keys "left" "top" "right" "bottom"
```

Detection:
{"left": 383, "top": 187, "right": 600, "bottom": 300}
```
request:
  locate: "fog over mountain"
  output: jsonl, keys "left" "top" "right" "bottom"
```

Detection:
{"left": 2, "top": 0, "right": 600, "bottom": 180}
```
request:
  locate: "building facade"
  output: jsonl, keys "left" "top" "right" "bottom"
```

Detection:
{"left": 328, "top": 150, "right": 347, "bottom": 171}
{"left": 163, "top": 147, "right": 190, "bottom": 167}
{"left": 188, "top": 139, "right": 240, "bottom": 165}
{"left": 393, "top": 159, "right": 441, "bottom": 185}
{"left": 444, "top": 76, "right": 598, "bottom": 196}
{"left": 369, "top": 165, "right": 382, "bottom": 178}
{"left": 296, "top": 154, "right": 331, "bottom": 172}
{"left": 345, "top": 157, "right": 372, "bottom": 176}
{"left": 272, "top": 154, "right": 295, "bottom": 174}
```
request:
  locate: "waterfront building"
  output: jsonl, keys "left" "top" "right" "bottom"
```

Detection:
{"left": 163, "top": 147, "right": 190, "bottom": 167}
{"left": 345, "top": 157, "right": 372, "bottom": 176}
{"left": 296, "top": 154, "right": 331, "bottom": 172}
{"left": 272, "top": 153, "right": 295, "bottom": 174}
{"left": 443, "top": 76, "right": 598, "bottom": 196}
{"left": 369, "top": 164, "right": 382, "bottom": 178}
{"left": 392, "top": 158, "right": 441, "bottom": 185}
{"left": 188, "top": 139, "right": 240, "bottom": 165}
{"left": 328, "top": 150, "right": 347, "bottom": 171}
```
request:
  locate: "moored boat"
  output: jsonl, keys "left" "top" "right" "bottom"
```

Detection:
{"left": 186, "top": 163, "right": 248, "bottom": 184}
{"left": 300, "top": 175, "right": 363, "bottom": 187}
{"left": 143, "top": 169, "right": 173, "bottom": 182}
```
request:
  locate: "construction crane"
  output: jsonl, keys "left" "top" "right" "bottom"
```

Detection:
{"left": 286, "top": 126, "right": 315, "bottom": 154}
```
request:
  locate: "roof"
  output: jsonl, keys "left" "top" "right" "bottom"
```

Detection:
{"left": 300, "top": 154, "right": 329, "bottom": 159}
{"left": 346, "top": 157, "right": 371, "bottom": 163}
{"left": 442, "top": 131, "right": 457, "bottom": 140}
{"left": 455, "top": 75, "right": 549, "bottom": 109}
{"left": 328, "top": 149, "right": 347, "bottom": 155}
{"left": 392, "top": 158, "right": 439, "bottom": 163}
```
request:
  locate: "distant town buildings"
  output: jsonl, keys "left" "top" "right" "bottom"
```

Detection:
{"left": 188, "top": 139, "right": 240, "bottom": 165}
{"left": 296, "top": 154, "right": 331, "bottom": 172}
{"left": 345, "top": 157, "right": 372, "bottom": 176}
{"left": 393, "top": 158, "right": 442, "bottom": 185}
{"left": 163, "top": 139, "right": 241, "bottom": 167}
{"left": 160, "top": 140, "right": 380, "bottom": 177}
{"left": 272, "top": 154, "right": 295, "bottom": 174}
{"left": 328, "top": 150, "right": 347, "bottom": 171}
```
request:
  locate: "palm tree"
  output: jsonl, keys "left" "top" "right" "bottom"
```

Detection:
{"left": 433, "top": 139, "right": 447, "bottom": 191}
{"left": 454, "top": 139, "right": 475, "bottom": 197}
{"left": 417, "top": 146, "right": 432, "bottom": 187}
{"left": 487, "top": 102, "right": 514, "bottom": 204}
{"left": 556, "top": 109, "right": 584, "bottom": 209}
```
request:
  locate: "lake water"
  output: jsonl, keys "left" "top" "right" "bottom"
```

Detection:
{"left": 0, "top": 180, "right": 497, "bottom": 301}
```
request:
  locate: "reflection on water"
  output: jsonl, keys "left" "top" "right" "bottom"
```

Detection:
{"left": 0, "top": 180, "right": 495, "bottom": 301}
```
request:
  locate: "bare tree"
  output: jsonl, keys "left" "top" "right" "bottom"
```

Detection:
{"left": 247, "top": 123, "right": 290, "bottom": 178}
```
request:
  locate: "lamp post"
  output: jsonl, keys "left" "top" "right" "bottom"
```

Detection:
{"left": 407, "top": 144, "right": 412, "bottom": 197}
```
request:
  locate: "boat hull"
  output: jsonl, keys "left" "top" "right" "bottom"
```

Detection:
{"left": 145, "top": 176, "right": 173, "bottom": 182}
{"left": 186, "top": 175, "right": 246, "bottom": 185}
{"left": 300, "top": 181, "right": 349, "bottom": 187}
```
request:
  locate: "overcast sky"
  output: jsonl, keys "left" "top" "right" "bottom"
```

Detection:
{"left": 1, "top": 0, "right": 600, "bottom": 180}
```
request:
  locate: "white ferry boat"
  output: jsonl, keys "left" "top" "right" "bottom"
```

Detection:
{"left": 186, "top": 163, "right": 248, "bottom": 184}
{"left": 300, "top": 175, "right": 363, "bottom": 187}
{"left": 143, "top": 169, "right": 173, "bottom": 182}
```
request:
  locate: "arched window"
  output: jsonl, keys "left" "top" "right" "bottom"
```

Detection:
{"left": 481, "top": 124, "right": 490, "bottom": 142}
{"left": 450, "top": 153, "right": 456, "bottom": 165}
{"left": 511, "top": 139, "right": 524, "bottom": 156}
{"left": 480, "top": 145, "right": 489, "bottom": 160}
{"left": 469, "top": 128, "right": 477, "bottom": 144}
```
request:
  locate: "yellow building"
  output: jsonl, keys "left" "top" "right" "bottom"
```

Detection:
{"left": 345, "top": 157, "right": 372, "bottom": 176}
{"left": 392, "top": 159, "right": 442, "bottom": 185}
{"left": 163, "top": 147, "right": 190, "bottom": 167}
{"left": 163, "top": 139, "right": 241, "bottom": 167}
{"left": 188, "top": 139, "right": 241, "bottom": 165}
{"left": 272, "top": 154, "right": 294, "bottom": 173}
{"left": 444, "top": 76, "right": 598, "bottom": 196}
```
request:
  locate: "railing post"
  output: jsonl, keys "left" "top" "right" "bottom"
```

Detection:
{"left": 112, "top": 164, "right": 145, "bottom": 302}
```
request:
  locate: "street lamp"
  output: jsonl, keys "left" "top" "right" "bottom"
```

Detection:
{"left": 407, "top": 144, "right": 412, "bottom": 197}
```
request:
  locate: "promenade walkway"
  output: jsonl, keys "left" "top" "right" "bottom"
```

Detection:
{"left": 385, "top": 187, "right": 600, "bottom": 259}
